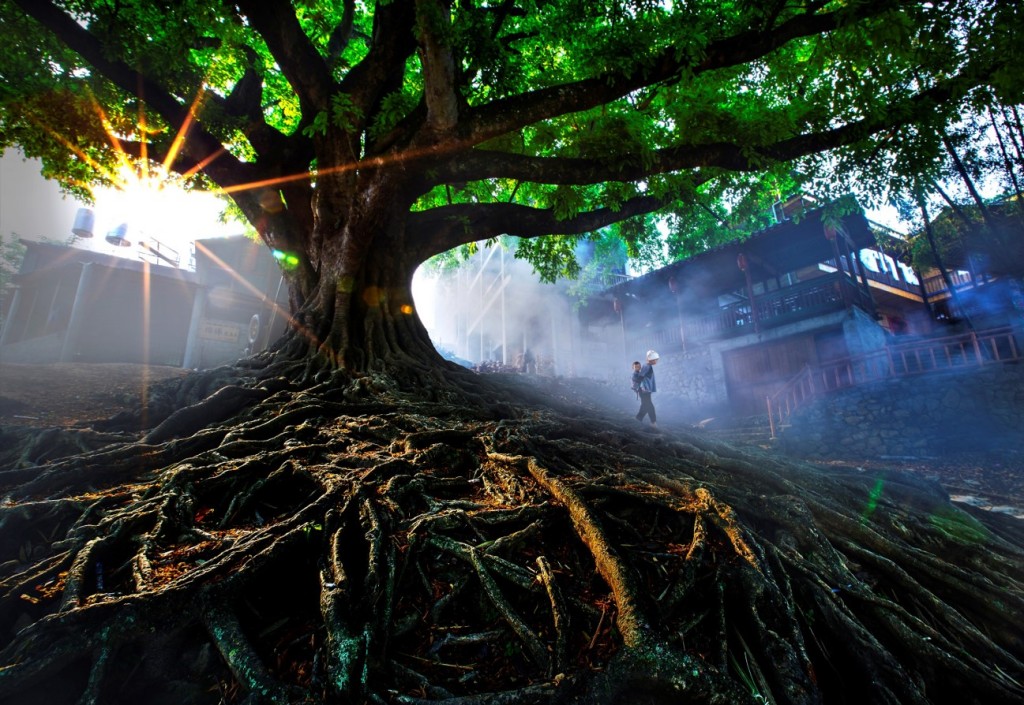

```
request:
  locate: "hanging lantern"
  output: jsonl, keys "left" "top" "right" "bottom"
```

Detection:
{"left": 613, "top": 297, "right": 622, "bottom": 314}
{"left": 823, "top": 225, "right": 837, "bottom": 241}
{"left": 736, "top": 252, "right": 747, "bottom": 271}
{"left": 668, "top": 275, "right": 679, "bottom": 294}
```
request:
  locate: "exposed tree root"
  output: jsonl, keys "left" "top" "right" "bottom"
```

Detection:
{"left": 0, "top": 364, "right": 1022, "bottom": 704}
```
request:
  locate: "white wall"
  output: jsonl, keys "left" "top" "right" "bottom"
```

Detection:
{"left": 0, "top": 148, "right": 83, "bottom": 242}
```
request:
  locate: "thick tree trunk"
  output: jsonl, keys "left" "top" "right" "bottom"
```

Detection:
{"left": 276, "top": 172, "right": 445, "bottom": 379}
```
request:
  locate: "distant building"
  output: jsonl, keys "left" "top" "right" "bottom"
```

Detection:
{"left": 580, "top": 196, "right": 1023, "bottom": 415}
{"left": 429, "top": 245, "right": 584, "bottom": 376}
{"left": 0, "top": 236, "right": 288, "bottom": 368}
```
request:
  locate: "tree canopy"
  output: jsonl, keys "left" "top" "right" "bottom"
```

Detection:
{"left": 2, "top": 0, "right": 1021, "bottom": 371}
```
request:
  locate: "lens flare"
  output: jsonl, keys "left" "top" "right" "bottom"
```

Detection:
{"left": 860, "top": 478, "right": 886, "bottom": 525}
{"left": 272, "top": 249, "right": 300, "bottom": 269}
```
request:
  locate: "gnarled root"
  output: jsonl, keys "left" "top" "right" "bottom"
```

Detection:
{"left": 0, "top": 374, "right": 1022, "bottom": 705}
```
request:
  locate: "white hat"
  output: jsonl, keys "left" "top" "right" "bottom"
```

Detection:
{"left": 646, "top": 350, "right": 660, "bottom": 361}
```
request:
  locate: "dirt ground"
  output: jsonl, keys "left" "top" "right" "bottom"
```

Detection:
{"left": 0, "top": 362, "right": 189, "bottom": 428}
{"left": 0, "top": 362, "right": 1020, "bottom": 517}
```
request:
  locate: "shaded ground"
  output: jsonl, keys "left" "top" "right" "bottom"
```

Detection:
{"left": 562, "top": 375, "right": 1024, "bottom": 518}
{"left": 1, "top": 362, "right": 1021, "bottom": 515}
{"left": 0, "top": 362, "right": 189, "bottom": 428}
{"left": 0, "top": 362, "right": 1021, "bottom": 704}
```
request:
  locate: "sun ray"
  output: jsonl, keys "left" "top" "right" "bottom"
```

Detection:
{"left": 136, "top": 75, "right": 149, "bottom": 177}
{"left": 179, "top": 146, "right": 231, "bottom": 181}
{"left": 162, "top": 83, "right": 211, "bottom": 174}
{"left": 218, "top": 140, "right": 466, "bottom": 198}
{"left": 140, "top": 260, "right": 152, "bottom": 423}
{"left": 193, "top": 240, "right": 296, "bottom": 328}
{"left": 82, "top": 87, "right": 136, "bottom": 171}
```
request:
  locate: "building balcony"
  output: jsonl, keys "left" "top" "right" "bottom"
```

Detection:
{"left": 628, "top": 274, "right": 872, "bottom": 354}
{"left": 685, "top": 274, "right": 865, "bottom": 342}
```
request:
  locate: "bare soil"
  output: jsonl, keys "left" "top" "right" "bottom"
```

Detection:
{"left": 0, "top": 362, "right": 189, "bottom": 428}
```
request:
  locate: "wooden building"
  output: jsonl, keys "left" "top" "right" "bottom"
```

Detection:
{"left": 580, "top": 200, "right": 947, "bottom": 415}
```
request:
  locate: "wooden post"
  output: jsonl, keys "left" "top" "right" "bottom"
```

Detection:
{"left": 824, "top": 226, "right": 849, "bottom": 308}
{"left": 737, "top": 252, "right": 759, "bottom": 332}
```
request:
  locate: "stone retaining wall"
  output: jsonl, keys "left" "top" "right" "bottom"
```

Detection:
{"left": 779, "top": 363, "right": 1024, "bottom": 458}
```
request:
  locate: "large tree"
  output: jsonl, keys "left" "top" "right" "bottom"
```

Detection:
{"left": 2, "top": 2, "right": 1023, "bottom": 704}
{"left": 2, "top": 0, "right": 1018, "bottom": 375}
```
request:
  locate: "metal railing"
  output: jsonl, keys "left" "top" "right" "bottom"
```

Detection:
{"left": 766, "top": 326, "right": 1021, "bottom": 438}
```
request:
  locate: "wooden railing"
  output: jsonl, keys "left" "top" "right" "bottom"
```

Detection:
{"left": 922, "top": 270, "right": 976, "bottom": 296}
{"left": 856, "top": 258, "right": 921, "bottom": 296}
{"left": 765, "top": 365, "right": 816, "bottom": 440}
{"left": 685, "top": 274, "right": 854, "bottom": 341}
{"left": 766, "top": 326, "right": 1021, "bottom": 438}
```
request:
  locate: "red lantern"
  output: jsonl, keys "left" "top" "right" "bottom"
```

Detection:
{"left": 736, "top": 253, "right": 747, "bottom": 271}
{"left": 613, "top": 297, "right": 622, "bottom": 314}
{"left": 824, "top": 225, "right": 837, "bottom": 241}
{"left": 668, "top": 275, "right": 679, "bottom": 294}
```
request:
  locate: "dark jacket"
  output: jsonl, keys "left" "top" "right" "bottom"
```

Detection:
{"left": 636, "top": 363, "right": 656, "bottom": 393}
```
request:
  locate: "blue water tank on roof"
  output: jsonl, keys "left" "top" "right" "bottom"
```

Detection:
{"left": 72, "top": 208, "right": 94, "bottom": 238}
{"left": 105, "top": 223, "right": 131, "bottom": 247}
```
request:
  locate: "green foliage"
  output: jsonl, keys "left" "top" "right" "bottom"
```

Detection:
{"left": 900, "top": 199, "right": 1024, "bottom": 277}
{"left": 302, "top": 94, "right": 364, "bottom": 137}
{"left": 302, "top": 110, "right": 331, "bottom": 139}
{"left": 514, "top": 234, "right": 583, "bottom": 284}
{"left": 0, "top": 0, "right": 1018, "bottom": 292}
{"left": 368, "top": 88, "right": 419, "bottom": 141}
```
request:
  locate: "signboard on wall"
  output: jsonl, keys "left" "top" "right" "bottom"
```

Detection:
{"left": 199, "top": 319, "right": 241, "bottom": 343}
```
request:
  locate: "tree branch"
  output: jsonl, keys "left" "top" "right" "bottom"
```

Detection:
{"left": 327, "top": 0, "right": 359, "bottom": 68}
{"left": 427, "top": 64, "right": 993, "bottom": 187}
{"left": 457, "top": 2, "right": 901, "bottom": 148}
{"left": 407, "top": 194, "right": 671, "bottom": 261}
{"left": 340, "top": 0, "right": 420, "bottom": 140}
{"left": 235, "top": 0, "right": 336, "bottom": 115}
{"left": 416, "top": 0, "right": 459, "bottom": 133}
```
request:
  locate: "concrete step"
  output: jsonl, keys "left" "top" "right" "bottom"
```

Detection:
{"left": 696, "top": 414, "right": 774, "bottom": 446}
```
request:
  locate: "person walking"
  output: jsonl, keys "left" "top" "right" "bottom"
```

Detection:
{"left": 634, "top": 350, "right": 659, "bottom": 427}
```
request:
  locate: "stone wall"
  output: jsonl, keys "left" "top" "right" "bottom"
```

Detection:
{"left": 657, "top": 346, "right": 724, "bottom": 408}
{"left": 779, "top": 362, "right": 1024, "bottom": 458}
